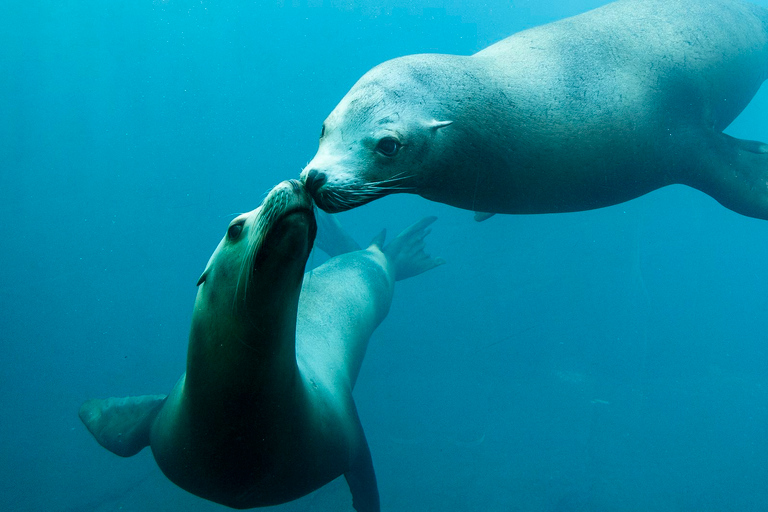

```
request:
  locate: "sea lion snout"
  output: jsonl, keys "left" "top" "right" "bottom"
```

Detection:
{"left": 302, "top": 168, "right": 331, "bottom": 211}
{"left": 301, "top": 167, "right": 347, "bottom": 213}
{"left": 303, "top": 169, "right": 327, "bottom": 197}
{"left": 259, "top": 180, "right": 317, "bottom": 255}
{"left": 263, "top": 179, "right": 315, "bottom": 215}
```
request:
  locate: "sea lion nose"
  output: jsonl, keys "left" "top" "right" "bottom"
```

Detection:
{"left": 304, "top": 169, "right": 327, "bottom": 197}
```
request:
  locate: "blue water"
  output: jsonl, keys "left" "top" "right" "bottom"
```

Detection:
{"left": 2, "top": 1, "right": 768, "bottom": 511}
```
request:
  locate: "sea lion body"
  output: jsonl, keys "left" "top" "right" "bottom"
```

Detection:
{"left": 302, "top": 0, "right": 768, "bottom": 219}
{"left": 79, "top": 181, "right": 442, "bottom": 511}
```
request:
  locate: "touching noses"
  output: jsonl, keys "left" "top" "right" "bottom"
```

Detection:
{"left": 303, "top": 169, "right": 327, "bottom": 197}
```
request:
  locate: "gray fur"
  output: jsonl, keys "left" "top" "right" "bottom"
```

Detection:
{"left": 303, "top": 0, "right": 768, "bottom": 219}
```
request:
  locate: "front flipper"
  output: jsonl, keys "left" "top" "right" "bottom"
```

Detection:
{"left": 344, "top": 430, "right": 380, "bottom": 512}
{"left": 474, "top": 211, "right": 496, "bottom": 222}
{"left": 691, "top": 132, "right": 768, "bottom": 220}
{"left": 79, "top": 395, "right": 166, "bottom": 457}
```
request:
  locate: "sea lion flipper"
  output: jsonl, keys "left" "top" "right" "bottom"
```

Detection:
{"left": 368, "top": 229, "right": 387, "bottom": 249}
{"left": 474, "top": 212, "right": 495, "bottom": 222}
{"left": 79, "top": 395, "right": 166, "bottom": 457}
{"left": 732, "top": 137, "right": 768, "bottom": 155}
{"left": 382, "top": 216, "right": 445, "bottom": 281}
{"left": 692, "top": 133, "right": 768, "bottom": 220}
{"left": 344, "top": 431, "right": 380, "bottom": 512}
{"left": 314, "top": 210, "right": 361, "bottom": 257}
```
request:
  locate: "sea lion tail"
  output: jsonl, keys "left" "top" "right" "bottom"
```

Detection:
{"left": 79, "top": 395, "right": 166, "bottom": 457}
{"left": 380, "top": 216, "right": 445, "bottom": 281}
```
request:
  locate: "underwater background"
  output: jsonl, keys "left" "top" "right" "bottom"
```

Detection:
{"left": 2, "top": 0, "right": 768, "bottom": 510}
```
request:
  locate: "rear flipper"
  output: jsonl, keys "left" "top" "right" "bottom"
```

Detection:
{"left": 79, "top": 395, "right": 166, "bottom": 457}
{"left": 375, "top": 216, "right": 446, "bottom": 281}
{"left": 692, "top": 133, "right": 768, "bottom": 220}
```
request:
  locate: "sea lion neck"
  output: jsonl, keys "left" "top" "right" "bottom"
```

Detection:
{"left": 183, "top": 207, "right": 314, "bottom": 405}
{"left": 238, "top": 209, "right": 315, "bottom": 363}
{"left": 183, "top": 285, "right": 303, "bottom": 405}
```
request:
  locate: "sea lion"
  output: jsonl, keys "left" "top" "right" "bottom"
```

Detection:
{"left": 301, "top": 0, "right": 768, "bottom": 220}
{"left": 78, "top": 180, "right": 443, "bottom": 511}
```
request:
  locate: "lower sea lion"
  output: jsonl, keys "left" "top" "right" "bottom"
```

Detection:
{"left": 301, "top": 0, "right": 768, "bottom": 220}
{"left": 79, "top": 180, "right": 443, "bottom": 511}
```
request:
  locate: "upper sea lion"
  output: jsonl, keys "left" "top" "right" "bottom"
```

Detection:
{"left": 301, "top": 0, "right": 768, "bottom": 220}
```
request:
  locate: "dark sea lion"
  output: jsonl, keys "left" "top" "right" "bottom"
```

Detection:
{"left": 301, "top": 0, "right": 768, "bottom": 220}
{"left": 79, "top": 180, "right": 443, "bottom": 511}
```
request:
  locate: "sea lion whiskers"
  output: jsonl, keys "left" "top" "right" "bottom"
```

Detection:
{"left": 321, "top": 172, "right": 415, "bottom": 211}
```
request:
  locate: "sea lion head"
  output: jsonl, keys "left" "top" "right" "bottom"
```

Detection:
{"left": 301, "top": 56, "right": 454, "bottom": 213}
{"left": 192, "top": 179, "right": 317, "bottom": 352}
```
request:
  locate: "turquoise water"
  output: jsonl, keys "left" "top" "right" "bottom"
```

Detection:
{"left": 1, "top": 1, "right": 767, "bottom": 511}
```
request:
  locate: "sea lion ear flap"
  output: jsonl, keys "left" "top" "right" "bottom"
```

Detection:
{"left": 197, "top": 263, "right": 213, "bottom": 286}
{"left": 427, "top": 119, "right": 453, "bottom": 130}
{"left": 197, "top": 251, "right": 217, "bottom": 286}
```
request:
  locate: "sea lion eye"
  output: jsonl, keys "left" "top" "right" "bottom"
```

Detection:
{"left": 227, "top": 222, "right": 244, "bottom": 240}
{"left": 376, "top": 137, "right": 401, "bottom": 156}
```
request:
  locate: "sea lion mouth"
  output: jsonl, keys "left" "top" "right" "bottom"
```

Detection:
{"left": 234, "top": 181, "right": 316, "bottom": 305}
{"left": 307, "top": 175, "right": 414, "bottom": 213}
{"left": 250, "top": 180, "right": 317, "bottom": 271}
{"left": 253, "top": 206, "right": 317, "bottom": 270}
{"left": 311, "top": 185, "right": 380, "bottom": 213}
